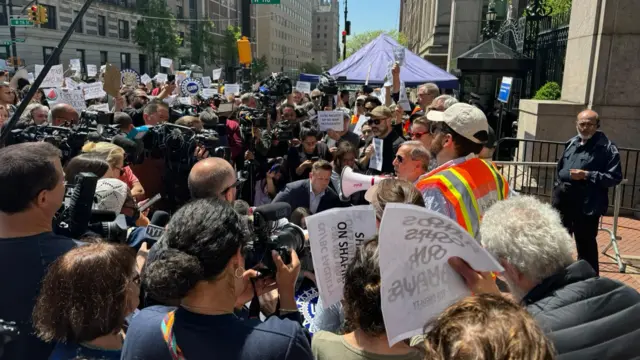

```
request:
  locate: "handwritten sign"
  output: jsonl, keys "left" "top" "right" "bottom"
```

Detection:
{"left": 317, "top": 111, "right": 345, "bottom": 132}
{"left": 160, "top": 57, "right": 173, "bottom": 68}
{"left": 384, "top": 61, "right": 393, "bottom": 87}
{"left": 87, "top": 64, "right": 97, "bottom": 77}
{"left": 83, "top": 82, "right": 106, "bottom": 100}
{"left": 35, "top": 64, "right": 64, "bottom": 88}
{"left": 224, "top": 84, "right": 240, "bottom": 96}
{"left": 27, "top": 72, "right": 34, "bottom": 83}
{"left": 398, "top": 82, "right": 410, "bottom": 111}
{"left": 70, "top": 59, "right": 81, "bottom": 71}
{"left": 394, "top": 47, "right": 406, "bottom": 66}
{"left": 296, "top": 81, "right": 311, "bottom": 94}
{"left": 212, "top": 68, "right": 222, "bottom": 80}
{"left": 202, "top": 76, "right": 212, "bottom": 88}
{"left": 202, "top": 88, "right": 218, "bottom": 99}
{"left": 155, "top": 73, "right": 168, "bottom": 83}
{"left": 369, "top": 137, "right": 383, "bottom": 171}
{"left": 47, "top": 89, "right": 86, "bottom": 112}
{"left": 306, "top": 206, "right": 378, "bottom": 309}
{"left": 92, "top": 103, "right": 110, "bottom": 112}
{"left": 378, "top": 204, "right": 503, "bottom": 346}
{"left": 64, "top": 77, "right": 79, "bottom": 90}
{"left": 140, "top": 74, "right": 152, "bottom": 85}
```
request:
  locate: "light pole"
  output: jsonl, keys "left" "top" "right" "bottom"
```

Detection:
{"left": 481, "top": 0, "right": 498, "bottom": 40}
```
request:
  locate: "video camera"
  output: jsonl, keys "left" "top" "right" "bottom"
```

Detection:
{"left": 317, "top": 72, "right": 339, "bottom": 109}
{"left": 244, "top": 203, "right": 306, "bottom": 276}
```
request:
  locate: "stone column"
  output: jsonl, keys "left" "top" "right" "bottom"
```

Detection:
{"left": 446, "top": 0, "right": 483, "bottom": 71}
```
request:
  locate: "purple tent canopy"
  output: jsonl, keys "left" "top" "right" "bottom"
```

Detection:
{"left": 328, "top": 33, "right": 459, "bottom": 88}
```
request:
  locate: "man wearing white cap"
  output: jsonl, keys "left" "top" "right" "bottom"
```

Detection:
{"left": 415, "top": 103, "right": 510, "bottom": 239}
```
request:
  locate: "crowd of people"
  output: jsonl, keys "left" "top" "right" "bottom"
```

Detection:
{"left": 0, "top": 62, "right": 639, "bottom": 360}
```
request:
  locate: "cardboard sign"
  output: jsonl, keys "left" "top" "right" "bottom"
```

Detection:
{"left": 35, "top": 64, "right": 64, "bottom": 88}
{"left": 306, "top": 206, "right": 378, "bottom": 309}
{"left": 369, "top": 137, "right": 383, "bottom": 171}
{"left": 378, "top": 204, "right": 503, "bottom": 346}
{"left": 102, "top": 64, "right": 121, "bottom": 97}
{"left": 160, "top": 57, "right": 173, "bottom": 68}
{"left": 224, "top": 84, "right": 240, "bottom": 96}
{"left": 83, "top": 82, "right": 107, "bottom": 100}
{"left": 317, "top": 111, "right": 345, "bottom": 132}
{"left": 296, "top": 81, "right": 311, "bottom": 94}
{"left": 87, "top": 64, "right": 97, "bottom": 77}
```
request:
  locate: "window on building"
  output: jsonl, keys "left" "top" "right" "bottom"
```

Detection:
{"left": 0, "top": 46, "right": 8, "bottom": 60}
{"left": 324, "top": 34, "right": 327, "bottom": 38}
{"left": 40, "top": 5, "right": 56, "bottom": 30}
{"left": 77, "top": 49, "right": 86, "bottom": 73}
{"left": 177, "top": 5, "right": 184, "bottom": 18}
{"left": 118, "top": 20, "right": 129, "bottom": 39}
{"left": 100, "top": 51, "right": 108, "bottom": 65}
{"left": 139, "top": 54, "right": 147, "bottom": 74}
{"left": 179, "top": 31, "right": 185, "bottom": 47}
{"left": 0, "top": 5, "right": 7, "bottom": 26}
{"left": 120, "top": 52, "right": 130, "bottom": 69}
{"left": 43, "top": 47, "right": 59, "bottom": 64}
{"left": 98, "top": 15, "right": 106, "bottom": 36}
{"left": 73, "top": 10, "right": 83, "bottom": 33}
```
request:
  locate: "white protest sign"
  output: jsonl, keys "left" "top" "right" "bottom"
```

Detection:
{"left": 27, "top": 73, "right": 35, "bottom": 83}
{"left": 224, "top": 84, "right": 240, "bottom": 96}
{"left": 398, "top": 82, "right": 410, "bottom": 111}
{"left": 70, "top": 59, "right": 81, "bottom": 71}
{"left": 369, "top": 137, "right": 383, "bottom": 171}
{"left": 93, "top": 103, "right": 110, "bottom": 112}
{"left": 212, "top": 68, "right": 222, "bottom": 80}
{"left": 394, "top": 47, "right": 406, "bottom": 66}
{"left": 160, "top": 57, "right": 173, "bottom": 68}
{"left": 35, "top": 64, "right": 64, "bottom": 88}
{"left": 379, "top": 204, "right": 503, "bottom": 346}
{"left": 155, "top": 73, "right": 168, "bottom": 83}
{"left": 384, "top": 61, "right": 393, "bottom": 87}
{"left": 64, "top": 77, "right": 79, "bottom": 90}
{"left": 317, "top": 111, "right": 345, "bottom": 132}
{"left": 60, "top": 89, "right": 87, "bottom": 112}
{"left": 87, "top": 64, "right": 97, "bottom": 77}
{"left": 163, "top": 95, "right": 177, "bottom": 105}
{"left": 306, "top": 206, "right": 378, "bottom": 309}
{"left": 296, "top": 81, "right": 311, "bottom": 94}
{"left": 83, "top": 82, "right": 107, "bottom": 100}
{"left": 140, "top": 74, "right": 152, "bottom": 85}
{"left": 202, "top": 76, "right": 212, "bottom": 87}
{"left": 202, "top": 88, "right": 218, "bottom": 99}
{"left": 353, "top": 115, "right": 369, "bottom": 136}
{"left": 178, "top": 97, "right": 192, "bottom": 105}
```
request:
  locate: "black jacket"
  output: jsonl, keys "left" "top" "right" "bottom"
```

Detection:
{"left": 361, "top": 130, "right": 405, "bottom": 175}
{"left": 524, "top": 260, "right": 640, "bottom": 359}
{"left": 553, "top": 131, "right": 622, "bottom": 216}
{"left": 272, "top": 179, "right": 342, "bottom": 214}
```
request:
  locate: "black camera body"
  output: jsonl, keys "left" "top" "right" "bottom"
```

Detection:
{"left": 317, "top": 72, "right": 339, "bottom": 96}
{"left": 259, "top": 73, "right": 293, "bottom": 98}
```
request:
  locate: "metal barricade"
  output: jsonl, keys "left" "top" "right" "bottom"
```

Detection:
{"left": 494, "top": 160, "right": 628, "bottom": 273}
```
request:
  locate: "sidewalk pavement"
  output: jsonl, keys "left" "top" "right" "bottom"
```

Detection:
{"left": 598, "top": 216, "right": 640, "bottom": 291}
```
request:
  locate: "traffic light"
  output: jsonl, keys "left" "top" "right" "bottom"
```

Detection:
{"left": 37, "top": 5, "right": 48, "bottom": 25}
{"left": 342, "top": 30, "right": 347, "bottom": 44}
{"left": 345, "top": 21, "right": 351, "bottom": 35}
{"left": 28, "top": 5, "right": 39, "bottom": 24}
{"left": 237, "top": 36, "right": 252, "bottom": 65}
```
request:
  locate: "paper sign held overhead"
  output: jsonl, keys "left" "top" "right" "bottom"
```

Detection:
{"left": 92, "top": 103, "right": 110, "bottom": 112}
{"left": 296, "top": 81, "right": 311, "bottom": 94}
{"left": 369, "top": 138, "right": 383, "bottom": 171}
{"left": 317, "top": 111, "right": 345, "bottom": 132}
{"left": 212, "top": 68, "right": 222, "bottom": 80}
{"left": 306, "top": 206, "right": 378, "bottom": 309}
{"left": 224, "top": 84, "right": 240, "bottom": 96}
{"left": 378, "top": 204, "right": 503, "bottom": 346}
{"left": 155, "top": 73, "right": 168, "bottom": 83}
{"left": 393, "top": 47, "right": 406, "bottom": 66}
{"left": 140, "top": 74, "right": 152, "bottom": 85}
{"left": 202, "top": 76, "right": 212, "bottom": 87}
{"left": 83, "top": 82, "right": 107, "bottom": 100}
{"left": 87, "top": 64, "right": 97, "bottom": 77}
{"left": 201, "top": 88, "right": 218, "bottom": 98}
{"left": 70, "top": 59, "right": 81, "bottom": 71}
{"left": 160, "top": 57, "right": 173, "bottom": 68}
{"left": 35, "top": 64, "right": 64, "bottom": 88}
{"left": 64, "top": 77, "right": 79, "bottom": 90}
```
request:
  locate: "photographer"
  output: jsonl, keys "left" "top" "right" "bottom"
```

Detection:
{"left": 0, "top": 142, "right": 77, "bottom": 360}
{"left": 287, "top": 124, "right": 331, "bottom": 181}
{"left": 121, "top": 198, "right": 312, "bottom": 360}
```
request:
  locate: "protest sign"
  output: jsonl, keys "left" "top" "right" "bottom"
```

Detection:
{"left": 64, "top": 77, "right": 79, "bottom": 90}
{"left": 70, "top": 59, "right": 81, "bottom": 71}
{"left": 369, "top": 137, "right": 383, "bottom": 171}
{"left": 202, "top": 88, "right": 218, "bottom": 98}
{"left": 155, "top": 73, "right": 168, "bottom": 83}
{"left": 93, "top": 103, "right": 110, "bottom": 112}
{"left": 35, "top": 64, "right": 64, "bottom": 88}
{"left": 306, "top": 206, "right": 378, "bottom": 309}
{"left": 353, "top": 115, "right": 369, "bottom": 136}
{"left": 160, "top": 57, "right": 173, "bottom": 68}
{"left": 27, "top": 73, "right": 34, "bottom": 83}
{"left": 296, "top": 81, "right": 311, "bottom": 94}
{"left": 102, "top": 64, "right": 121, "bottom": 97}
{"left": 163, "top": 95, "right": 177, "bottom": 105}
{"left": 83, "top": 82, "right": 106, "bottom": 100}
{"left": 140, "top": 74, "right": 152, "bottom": 85}
{"left": 317, "top": 111, "right": 345, "bottom": 132}
{"left": 398, "top": 82, "right": 410, "bottom": 111}
{"left": 202, "top": 76, "right": 212, "bottom": 87}
{"left": 212, "top": 68, "right": 222, "bottom": 80}
{"left": 178, "top": 97, "right": 193, "bottom": 105}
{"left": 224, "top": 84, "right": 240, "bottom": 96}
{"left": 378, "top": 204, "right": 503, "bottom": 346}
{"left": 384, "top": 61, "right": 393, "bottom": 87}
{"left": 47, "top": 89, "right": 86, "bottom": 112}
{"left": 394, "top": 47, "right": 406, "bottom": 66}
{"left": 87, "top": 64, "right": 97, "bottom": 77}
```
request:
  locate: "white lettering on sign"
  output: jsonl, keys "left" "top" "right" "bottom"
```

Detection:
{"left": 378, "top": 204, "right": 503, "bottom": 346}
{"left": 317, "top": 111, "right": 345, "bottom": 132}
{"left": 306, "top": 206, "right": 377, "bottom": 309}
{"left": 35, "top": 64, "right": 64, "bottom": 88}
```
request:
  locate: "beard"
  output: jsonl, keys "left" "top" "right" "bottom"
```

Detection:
{"left": 429, "top": 135, "right": 445, "bottom": 164}
{"left": 577, "top": 128, "right": 593, "bottom": 141}
{"left": 503, "top": 275, "right": 528, "bottom": 302}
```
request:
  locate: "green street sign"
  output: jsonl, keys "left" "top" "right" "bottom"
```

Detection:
{"left": 251, "top": 0, "right": 280, "bottom": 4}
{"left": 1, "top": 39, "right": 26, "bottom": 45}
{"left": 10, "top": 16, "right": 34, "bottom": 27}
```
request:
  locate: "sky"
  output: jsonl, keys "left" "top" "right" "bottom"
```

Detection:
{"left": 338, "top": 0, "right": 401, "bottom": 35}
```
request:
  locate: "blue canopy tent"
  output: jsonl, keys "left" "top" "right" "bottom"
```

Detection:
{"left": 327, "top": 33, "right": 459, "bottom": 88}
{"left": 298, "top": 73, "right": 320, "bottom": 82}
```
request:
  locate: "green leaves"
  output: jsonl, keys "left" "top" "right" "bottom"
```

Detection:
{"left": 300, "top": 62, "right": 323, "bottom": 74}
{"left": 133, "top": 0, "right": 182, "bottom": 72}
{"left": 346, "top": 30, "right": 408, "bottom": 57}
{"left": 533, "top": 81, "right": 561, "bottom": 100}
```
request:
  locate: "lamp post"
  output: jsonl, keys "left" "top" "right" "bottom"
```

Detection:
{"left": 482, "top": 0, "right": 498, "bottom": 40}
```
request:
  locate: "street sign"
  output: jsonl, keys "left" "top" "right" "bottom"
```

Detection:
{"left": 497, "top": 76, "right": 513, "bottom": 103}
{"left": 9, "top": 16, "right": 34, "bottom": 27}
{"left": 251, "top": 0, "right": 280, "bottom": 4}
{"left": 1, "top": 39, "right": 26, "bottom": 45}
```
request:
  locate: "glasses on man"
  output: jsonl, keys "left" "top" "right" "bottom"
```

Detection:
{"left": 367, "top": 118, "right": 383, "bottom": 126}
{"left": 220, "top": 179, "right": 243, "bottom": 195}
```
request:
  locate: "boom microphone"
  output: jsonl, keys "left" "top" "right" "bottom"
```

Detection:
{"left": 253, "top": 203, "right": 291, "bottom": 223}
{"left": 340, "top": 166, "right": 385, "bottom": 199}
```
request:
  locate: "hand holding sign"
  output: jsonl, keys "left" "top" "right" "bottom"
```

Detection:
{"left": 378, "top": 203, "right": 503, "bottom": 346}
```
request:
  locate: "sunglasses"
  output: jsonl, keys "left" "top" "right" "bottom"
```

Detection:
{"left": 220, "top": 179, "right": 243, "bottom": 195}
{"left": 367, "top": 118, "right": 383, "bottom": 125}
{"left": 410, "top": 131, "right": 428, "bottom": 139}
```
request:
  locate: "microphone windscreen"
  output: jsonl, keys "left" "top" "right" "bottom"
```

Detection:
{"left": 253, "top": 202, "right": 291, "bottom": 222}
{"left": 150, "top": 210, "right": 171, "bottom": 227}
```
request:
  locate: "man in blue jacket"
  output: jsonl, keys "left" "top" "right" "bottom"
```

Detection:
{"left": 552, "top": 109, "right": 622, "bottom": 275}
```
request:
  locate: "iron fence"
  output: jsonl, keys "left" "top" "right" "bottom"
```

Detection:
{"left": 534, "top": 12, "right": 570, "bottom": 91}
{"left": 494, "top": 138, "right": 640, "bottom": 212}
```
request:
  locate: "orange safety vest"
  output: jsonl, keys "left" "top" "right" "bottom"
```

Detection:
{"left": 416, "top": 158, "right": 509, "bottom": 238}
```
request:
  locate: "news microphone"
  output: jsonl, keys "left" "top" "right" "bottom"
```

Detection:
{"left": 253, "top": 203, "right": 291, "bottom": 223}
{"left": 144, "top": 210, "right": 171, "bottom": 243}
{"left": 89, "top": 210, "right": 117, "bottom": 223}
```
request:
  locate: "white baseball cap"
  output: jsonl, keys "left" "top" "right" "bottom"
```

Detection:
{"left": 426, "top": 103, "right": 489, "bottom": 144}
{"left": 93, "top": 178, "right": 129, "bottom": 213}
